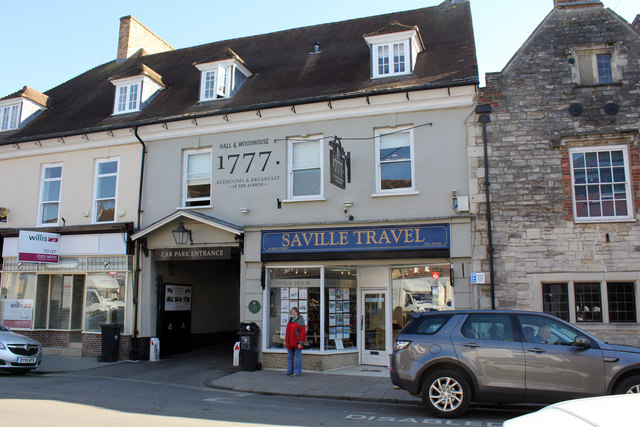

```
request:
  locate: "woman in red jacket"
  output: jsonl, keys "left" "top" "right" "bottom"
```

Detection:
{"left": 285, "top": 307, "right": 306, "bottom": 376}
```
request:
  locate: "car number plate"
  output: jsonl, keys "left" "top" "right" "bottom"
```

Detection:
{"left": 17, "top": 357, "right": 36, "bottom": 364}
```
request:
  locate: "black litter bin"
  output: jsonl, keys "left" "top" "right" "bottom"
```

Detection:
{"left": 99, "top": 323, "right": 121, "bottom": 362}
{"left": 237, "top": 322, "right": 260, "bottom": 371}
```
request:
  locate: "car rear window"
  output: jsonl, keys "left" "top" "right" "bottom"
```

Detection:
{"left": 403, "top": 314, "right": 452, "bottom": 335}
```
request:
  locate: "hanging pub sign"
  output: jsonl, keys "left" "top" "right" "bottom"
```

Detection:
{"left": 329, "top": 137, "right": 350, "bottom": 190}
{"left": 0, "top": 207, "right": 7, "bottom": 222}
{"left": 18, "top": 230, "right": 61, "bottom": 263}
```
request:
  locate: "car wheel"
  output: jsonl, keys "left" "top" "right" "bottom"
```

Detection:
{"left": 614, "top": 375, "right": 640, "bottom": 394}
{"left": 421, "top": 369, "right": 471, "bottom": 418}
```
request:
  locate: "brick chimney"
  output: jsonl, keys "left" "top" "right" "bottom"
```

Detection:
{"left": 117, "top": 15, "right": 173, "bottom": 61}
{"left": 553, "top": 0, "right": 601, "bottom": 7}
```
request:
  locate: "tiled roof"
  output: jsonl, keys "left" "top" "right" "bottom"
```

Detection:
{"left": 0, "top": 1, "right": 477, "bottom": 145}
{"left": 1, "top": 86, "right": 50, "bottom": 107}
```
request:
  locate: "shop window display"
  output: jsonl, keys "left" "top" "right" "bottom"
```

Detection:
{"left": 84, "top": 272, "right": 126, "bottom": 332}
{"left": 0, "top": 273, "right": 36, "bottom": 329}
{"left": 267, "top": 266, "right": 357, "bottom": 351}
{"left": 324, "top": 267, "right": 357, "bottom": 350}
{"left": 268, "top": 268, "right": 320, "bottom": 349}
{"left": 391, "top": 264, "right": 453, "bottom": 338}
{"left": 34, "top": 274, "right": 84, "bottom": 330}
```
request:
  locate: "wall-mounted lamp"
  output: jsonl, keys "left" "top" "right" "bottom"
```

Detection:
{"left": 172, "top": 218, "right": 192, "bottom": 245}
{"left": 240, "top": 208, "right": 249, "bottom": 214}
{"left": 343, "top": 201, "right": 354, "bottom": 221}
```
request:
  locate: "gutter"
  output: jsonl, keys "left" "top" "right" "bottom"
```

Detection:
{"left": 475, "top": 104, "right": 496, "bottom": 310}
{"left": 0, "top": 77, "right": 479, "bottom": 146}
{"left": 130, "top": 125, "right": 146, "bottom": 360}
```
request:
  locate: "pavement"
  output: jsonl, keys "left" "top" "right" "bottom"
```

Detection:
{"left": 35, "top": 351, "right": 421, "bottom": 405}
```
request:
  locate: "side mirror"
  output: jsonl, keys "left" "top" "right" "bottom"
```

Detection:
{"left": 574, "top": 336, "right": 591, "bottom": 348}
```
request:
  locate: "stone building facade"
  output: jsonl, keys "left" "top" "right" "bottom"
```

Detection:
{"left": 469, "top": 0, "right": 640, "bottom": 345}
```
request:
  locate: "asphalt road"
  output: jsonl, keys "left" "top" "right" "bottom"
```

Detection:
{"left": 0, "top": 347, "right": 529, "bottom": 426}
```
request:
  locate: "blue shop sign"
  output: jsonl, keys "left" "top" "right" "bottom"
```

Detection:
{"left": 262, "top": 224, "right": 449, "bottom": 254}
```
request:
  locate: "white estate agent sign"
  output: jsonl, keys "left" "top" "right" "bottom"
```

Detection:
{"left": 18, "top": 230, "right": 61, "bottom": 263}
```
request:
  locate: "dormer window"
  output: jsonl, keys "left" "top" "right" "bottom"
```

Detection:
{"left": 0, "top": 103, "right": 21, "bottom": 131}
{"left": 0, "top": 86, "right": 48, "bottom": 132}
{"left": 375, "top": 41, "right": 409, "bottom": 76}
{"left": 364, "top": 23, "right": 425, "bottom": 79}
{"left": 194, "top": 48, "right": 252, "bottom": 102}
{"left": 115, "top": 81, "right": 141, "bottom": 114}
{"left": 109, "top": 64, "right": 164, "bottom": 115}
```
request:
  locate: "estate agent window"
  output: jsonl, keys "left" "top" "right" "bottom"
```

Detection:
{"left": 38, "top": 164, "right": 63, "bottom": 226}
{"left": 93, "top": 158, "right": 119, "bottom": 223}
{"left": 375, "top": 127, "right": 414, "bottom": 193}
{"left": 266, "top": 267, "right": 356, "bottom": 352}
{"left": 569, "top": 146, "right": 632, "bottom": 221}
{"left": 288, "top": 136, "right": 322, "bottom": 199}
{"left": 84, "top": 272, "right": 126, "bottom": 332}
{"left": 183, "top": 148, "right": 212, "bottom": 207}
{"left": 0, "top": 269, "right": 128, "bottom": 333}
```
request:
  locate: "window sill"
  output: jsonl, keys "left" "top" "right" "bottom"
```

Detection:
{"left": 574, "top": 217, "right": 636, "bottom": 224}
{"left": 176, "top": 205, "right": 213, "bottom": 210}
{"left": 575, "top": 82, "right": 623, "bottom": 88}
{"left": 371, "top": 190, "right": 419, "bottom": 198}
{"left": 112, "top": 110, "right": 141, "bottom": 116}
{"left": 282, "top": 197, "right": 326, "bottom": 204}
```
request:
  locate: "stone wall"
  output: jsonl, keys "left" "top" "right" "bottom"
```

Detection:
{"left": 469, "top": 4, "right": 640, "bottom": 344}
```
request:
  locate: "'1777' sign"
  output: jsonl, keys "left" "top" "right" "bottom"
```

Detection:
{"left": 329, "top": 137, "right": 350, "bottom": 189}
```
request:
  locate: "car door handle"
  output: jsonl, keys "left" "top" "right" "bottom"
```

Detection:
{"left": 463, "top": 342, "right": 480, "bottom": 348}
{"left": 528, "top": 347, "right": 546, "bottom": 354}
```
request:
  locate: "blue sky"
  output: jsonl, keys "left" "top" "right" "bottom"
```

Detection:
{"left": 0, "top": 0, "right": 637, "bottom": 97}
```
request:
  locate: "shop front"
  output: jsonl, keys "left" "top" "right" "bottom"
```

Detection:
{"left": 0, "top": 227, "right": 134, "bottom": 357}
{"left": 260, "top": 223, "right": 455, "bottom": 370}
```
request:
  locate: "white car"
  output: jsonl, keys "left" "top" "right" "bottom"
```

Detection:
{"left": 504, "top": 394, "right": 640, "bottom": 427}
{"left": 0, "top": 322, "right": 42, "bottom": 374}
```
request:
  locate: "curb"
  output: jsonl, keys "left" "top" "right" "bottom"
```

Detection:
{"left": 205, "top": 379, "right": 421, "bottom": 405}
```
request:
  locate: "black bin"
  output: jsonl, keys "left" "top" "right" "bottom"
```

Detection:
{"left": 99, "top": 323, "right": 121, "bottom": 362}
{"left": 237, "top": 322, "right": 260, "bottom": 371}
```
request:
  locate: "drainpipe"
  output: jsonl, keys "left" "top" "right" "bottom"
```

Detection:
{"left": 131, "top": 125, "right": 147, "bottom": 359}
{"left": 475, "top": 104, "right": 496, "bottom": 310}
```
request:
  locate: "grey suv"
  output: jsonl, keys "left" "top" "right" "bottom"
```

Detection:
{"left": 390, "top": 310, "right": 640, "bottom": 418}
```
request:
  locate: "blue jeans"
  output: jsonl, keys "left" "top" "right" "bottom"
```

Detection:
{"left": 287, "top": 348, "right": 302, "bottom": 375}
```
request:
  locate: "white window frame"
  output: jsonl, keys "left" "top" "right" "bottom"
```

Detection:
{"left": 372, "top": 40, "right": 410, "bottom": 78}
{"left": 195, "top": 58, "right": 252, "bottom": 102}
{"left": 112, "top": 80, "right": 142, "bottom": 114}
{"left": 92, "top": 158, "right": 120, "bottom": 223}
{"left": 374, "top": 127, "right": 416, "bottom": 195}
{"left": 364, "top": 30, "right": 422, "bottom": 80}
{"left": 38, "top": 163, "right": 63, "bottom": 226}
{"left": 287, "top": 135, "right": 324, "bottom": 201}
{"left": 196, "top": 63, "right": 232, "bottom": 102}
{"left": 0, "top": 102, "right": 21, "bottom": 131}
{"left": 182, "top": 148, "right": 212, "bottom": 208}
{"left": 569, "top": 145, "right": 634, "bottom": 223}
